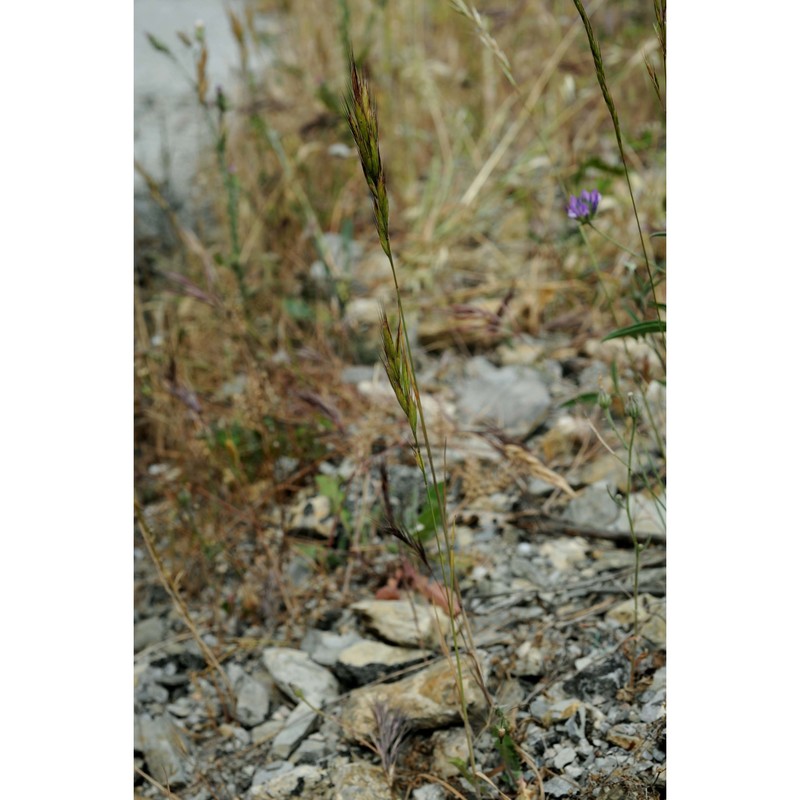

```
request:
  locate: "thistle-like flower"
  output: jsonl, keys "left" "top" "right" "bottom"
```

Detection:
{"left": 369, "top": 699, "right": 410, "bottom": 785}
{"left": 566, "top": 188, "right": 602, "bottom": 223}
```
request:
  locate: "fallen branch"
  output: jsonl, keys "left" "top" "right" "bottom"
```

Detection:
{"left": 509, "top": 511, "right": 666, "bottom": 547}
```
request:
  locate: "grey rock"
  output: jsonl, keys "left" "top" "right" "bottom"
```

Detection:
{"left": 341, "top": 656, "right": 488, "bottom": 740}
{"left": 564, "top": 763, "right": 584, "bottom": 780}
{"left": 335, "top": 639, "right": 430, "bottom": 685}
{"left": 287, "top": 494, "right": 335, "bottom": 538}
{"left": 262, "top": 648, "right": 340, "bottom": 706}
{"left": 431, "top": 728, "right": 469, "bottom": 779}
{"left": 540, "top": 537, "right": 590, "bottom": 572}
{"left": 454, "top": 357, "right": 550, "bottom": 438}
{"left": 350, "top": 599, "right": 453, "bottom": 649}
{"left": 250, "top": 718, "right": 284, "bottom": 745}
{"left": 512, "top": 642, "right": 545, "bottom": 677}
{"left": 166, "top": 697, "right": 193, "bottom": 718}
{"left": 134, "top": 617, "right": 166, "bottom": 652}
{"left": 554, "top": 745, "right": 577, "bottom": 769}
{"left": 229, "top": 665, "right": 271, "bottom": 727}
{"left": 412, "top": 784, "right": 447, "bottom": 800}
{"left": 292, "top": 733, "right": 333, "bottom": 765}
{"left": 251, "top": 761, "right": 294, "bottom": 788}
{"left": 606, "top": 594, "right": 666, "bottom": 647}
{"left": 542, "top": 776, "right": 576, "bottom": 797}
{"left": 332, "top": 760, "right": 393, "bottom": 800}
{"left": 562, "top": 483, "right": 621, "bottom": 529}
{"left": 248, "top": 764, "right": 327, "bottom": 799}
{"left": 218, "top": 722, "right": 251, "bottom": 746}
{"left": 136, "top": 668, "right": 170, "bottom": 705}
{"left": 260, "top": 649, "right": 339, "bottom": 758}
{"left": 302, "top": 629, "right": 364, "bottom": 668}
{"left": 640, "top": 688, "right": 666, "bottom": 723}
{"left": 606, "top": 722, "right": 645, "bottom": 750}
{"left": 609, "top": 491, "right": 666, "bottom": 535}
{"left": 271, "top": 704, "right": 320, "bottom": 759}
{"left": 563, "top": 653, "right": 628, "bottom": 701}
{"left": 138, "top": 713, "right": 190, "bottom": 787}
{"left": 566, "top": 705, "right": 587, "bottom": 742}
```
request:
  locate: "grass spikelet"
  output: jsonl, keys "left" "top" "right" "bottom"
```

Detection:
{"left": 449, "top": 0, "right": 517, "bottom": 88}
{"left": 343, "top": 54, "right": 391, "bottom": 259}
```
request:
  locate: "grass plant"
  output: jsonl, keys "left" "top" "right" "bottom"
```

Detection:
{"left": 135, "top": 1, "right": 666, "bottom": 795}
{"left": 345, "top": 50, "right": 489, "bottom": 785}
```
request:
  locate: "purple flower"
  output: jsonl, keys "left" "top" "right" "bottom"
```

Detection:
{"left": 566, "top": 189, "right": 602, "bottom": 223}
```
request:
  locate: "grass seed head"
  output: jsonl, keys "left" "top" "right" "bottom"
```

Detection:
{"left": 344, "top": 53, "right": 391, "bottom": 259}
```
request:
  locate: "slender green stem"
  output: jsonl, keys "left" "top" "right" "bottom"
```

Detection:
{"left": 383, "top": 245, "right": 481, "bottom": 782}
{"left": 571, "top": 0, "right": 662, "bottom": 337}
{"left": 587, "top": 221, "right": 643, "bottom": 261}
{"left": 624, "top": 413, "right": 641, "bottom": 689}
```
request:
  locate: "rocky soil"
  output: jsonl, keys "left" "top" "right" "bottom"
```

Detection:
{"left": 134, "top": 335, "right": 666, "bottom": 800}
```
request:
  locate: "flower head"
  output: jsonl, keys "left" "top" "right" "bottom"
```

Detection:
{"left": 566, "top": 189, "right": 602, "bottom": 223}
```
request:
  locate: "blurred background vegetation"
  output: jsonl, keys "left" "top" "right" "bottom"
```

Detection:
{"left": 134, "top": 0, "right": 665, "bottom": 627}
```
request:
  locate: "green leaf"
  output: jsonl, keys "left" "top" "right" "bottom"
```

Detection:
{"left": 146, "top": 33, "right": 172, "bottom": 56}
{"left": 449, "top": 758, "right": 477, "bottom": 787}
{"left": 283, "top": 297, "right": 315, "bottom": 321}
{"left": 560, "top": 392, "right": 600, "bottom": 409}
{"left": 415, "top": 481, "right": 445, "bottom": 542}
{"left": 316, "top": 474, "right": 345, "bottom": 507}
{"left": 603, "top": 320, "right": 666, "bottom": 341}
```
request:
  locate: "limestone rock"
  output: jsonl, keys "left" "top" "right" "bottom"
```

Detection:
{"left": 331, "top": 760, "right": 393, "bottom": 800}
{"left": 248, "top": 764, "right": 327, "bottom": 799}
{"left": 453, "top": 357, "right": 550, "bottom": 438}
{"left": 606, "top": 594, "right": 666, "bottom": 647}
{"left": 335, "top": 640, "right": 430, "bottom": 685}
{"left": 350, "top": 599, "right": 454, "bottom": 649}
{"left": 262, "top": 647, "right": 340, "bottom": 705}
{"left": 138, "top": 713, "right": 191, "bottom": 787}
{"left": 340, "top": 657, "right": 488, "bottom": 740}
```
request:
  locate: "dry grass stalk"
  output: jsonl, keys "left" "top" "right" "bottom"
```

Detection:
{"left": 134, "top": 501, "right": 235, "bottom": 715}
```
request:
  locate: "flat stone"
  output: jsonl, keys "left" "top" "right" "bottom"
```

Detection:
{"left": 640, "top": 690, "right": 666, "bottom": 723}
{"left": 271, "top": 704, "right": 321, "bottom": 760}
{"left": 138, "top": 713, "right": 190, "bottom": 787}
{"left": 567, "top": 452, "right": 628, "bottom": 491}
{"left": 531, "top": 697, "right": 582, "bottom": 728}
{"left": 609, "top": 491, "right": 666, "bottom": 536}
{"left": 453, "top": 357, "right": 551, "bottom": 438}
{"left": 331, "top": 760, "right": 392, "bottom": 800}
{"left": 412, "top": 784, "right": 447, "bottom": 800}
{"left": 562, "top": 483, "right": 621, "bottom": 529}
{"left": 302, "top": 629, "right": 365, "bottom": 668}
{"left": 606, "top": 723, "right": 645, "bottom": 751}
{"left": 134, "top": 617, "right": 166, "bottom": 652}
{"left": 248, "top": 764, "right": 327, "bottom": 799}
{"left": 292, "top": 733, "right": 333, "bottom": 765}
{"left": 563, "top": 653, "right": 628, "bottom": 702}
{"left": 512, "top": 642, "right": 545, "bottom": 677}
{"left": 287, "top": 494, "right": 335, "bottom": 538}
{"left": 606, "top": 594, "right": 666, "bottom": 647}
{"left": 340, "top": 657, "right": 489, "bottom": 740}
{"left": 430, "top": 728, "right": 469, "bottom": 779}
{"left": 554, "top": 745, "right": 577, "bottom": 770}
{"left": 228, "top": 664, "right": 271, "bottom": 727}
{"left": 250, "top": 719, "right": 284, "bottom": 745}
{"left": 542, "top": 775, "right": 576, "bottom": 797}
{"left": 262, "top": 648, "right": 340, "bottom": 705}
{"left": 335, "top": 640, "right": 430, "bottom": 685}
{"left": 540, "top": 538, "right": 590, "bottom": 572}
{"left": 350, "top": 599, "right": 454, "bottom": 649}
